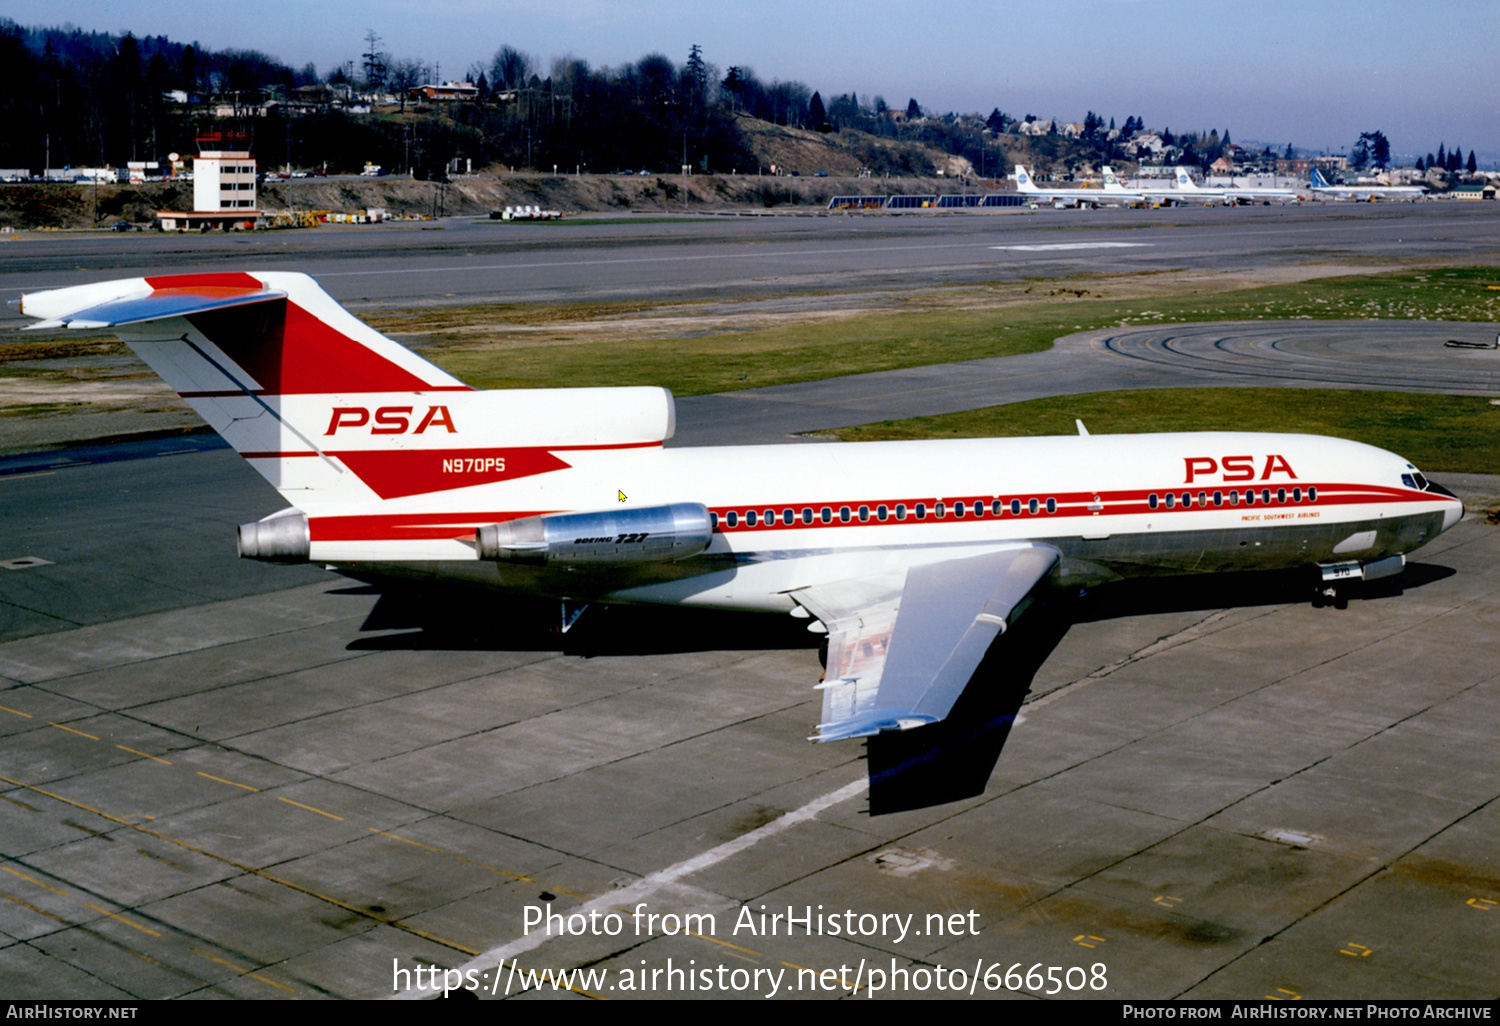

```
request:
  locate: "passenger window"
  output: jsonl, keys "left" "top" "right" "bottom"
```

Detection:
{"left": 934, "top": 502, "right": 945, "bottom": 518}
{"left": 1149, "top": 494, "right": 1159, "bottom": 510}
{"left": 877, "top": 504, "right": 888, "bottom": 521}
{"left": 839, "top": 506, "right": 851, "bottom": 523}
{"left": 1213, "top": 490, "right": 1223, "bottom": 506}
{"left": 895, "top": 504, "right": 907, "bottom": 520}
{"left": 820, "top": 507, "right": 832, "bottom": 524}
{"left": 710, "top": 512, "right": 719, "bottom": 528}
{"left": 1291, "top": 488, "right": 1301, "bottom": 502}
{"left": 992, "top": 500, "right": 1003, "bottom": 516}
{"left": 1308, "top": 487, "right": 1317, "bottom": 502}
{"left": 1197, "top": 491, "right": 1207, "bottom": 507}
{"left": 1244, "top": 490, "right": 1254, "bottom": 505}
{"left": 1011, "top": 499, "right": 1022, "bottom": 515}
{"left": 973, "top": 501, "right": 984, "bottom": 517}
{"left": 1046, "top": 498, "right": 1056, "bottom": 513}
{"left": 858, "top": 505, "right": 870, "bottom": 522}
{"left": 1228, "top": 490, "right": 1238, "bottom": 506}
{"left": 1277, "top": 488, "right": 1286, "bottom": 503}
{"left": 726, "top": 511, "right": 738, "bottom": 527}
{"left": 801, "top": 508, "right": 813, "bottom": 525}
{"left": 1028, "top": 498, "right": 1039, "bottom": 514}
{"left": 765, "top": 510, "right": 774, "bottom": 524}
{"left": 783, "top": 509, "right": 794, "bottom": 525}
{"left": 954, "top": 501, "right": 965, "bottom": 518}
{"left": 745, "top": 510, "right": 757, "bottom": 526}
{"left": 1164, "top": 493, "right": 1175, "bottom": 509}
{"left": 915, "top": 503, "right": 926, "bottom": 519}
{"left": 1261, "top": 489, "right": 1272, "bottom": 504}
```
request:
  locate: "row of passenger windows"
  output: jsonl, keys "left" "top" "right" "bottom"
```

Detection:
{"left": 709, "top": 497, "right": 1059, "bottom": 529}
{"left": 1149, "top": 487, "right": 1317, "bottom": 510}
{"left": 708, "top": 486, "right": 1322, "bottom": 529}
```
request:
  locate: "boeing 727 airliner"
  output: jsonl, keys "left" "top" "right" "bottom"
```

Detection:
{"left": 13, "top": 273, "right": 1463, "bottom": 742}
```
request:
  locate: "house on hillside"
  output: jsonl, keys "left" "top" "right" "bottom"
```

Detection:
{"left": 409, "top": 82, "right": 479, "bottom": 101}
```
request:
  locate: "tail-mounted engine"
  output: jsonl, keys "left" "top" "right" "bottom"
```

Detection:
{"left": 238, "top": 511, "right": 310, "bottom": 563}
{"left": 477, "top": 503, "right": 712, "bottom": 566}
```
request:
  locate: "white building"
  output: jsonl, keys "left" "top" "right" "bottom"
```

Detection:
{"left": 158, "top": 134, "right": 262, "bottom": 230}
{"left": 193, "top": 146, "right": 257, "bottom": 212}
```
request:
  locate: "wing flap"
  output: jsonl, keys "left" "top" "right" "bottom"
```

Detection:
{"left": 797, "top": 544, "right": 1060, "bottom": 742}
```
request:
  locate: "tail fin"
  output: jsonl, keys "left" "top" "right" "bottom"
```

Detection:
{"left": 16, "top": 272, "right": 675, "bottom": 513}
{"left": 1309, "top": 167, "right": 1329, "bottom": 188}
{"left": 1101, "top": 166, "right": 1122, "bottom": 189}
{"left": 1175, "top": 167, "right": 1199, "bottom": 190}
{"left": 1014, "top": 164, "right": 1037, "bottom": 191}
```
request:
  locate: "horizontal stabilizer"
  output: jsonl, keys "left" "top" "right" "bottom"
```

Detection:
{"left": 23, "top": 286, "right": 286, "bottom": 331}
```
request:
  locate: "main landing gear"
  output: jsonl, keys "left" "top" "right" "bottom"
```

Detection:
{"left": 1312, "top": 583, "right": 1349, "bottom": 610}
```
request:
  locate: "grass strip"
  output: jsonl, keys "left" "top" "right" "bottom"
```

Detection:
{"left": 415, "top": 267, "right": 1500, "bottom": 396}
{"left": 831, "top": 388, "right": 1500, "bottom": 475}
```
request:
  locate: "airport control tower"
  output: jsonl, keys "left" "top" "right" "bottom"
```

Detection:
{"left": 157, "top": 132, "right": 262, "bottom": 230}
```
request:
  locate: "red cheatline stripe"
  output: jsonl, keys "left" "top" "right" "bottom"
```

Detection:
{"left": 145, "top": 272, "right": 263, "bottom": 290}
{"left": 239, "top": 441, "right": 662, "bottom": 460}
{"left": 180, "top": 386, "right": 474, "bottom": 398}
{"left": 707, "top": 483, "right": 1432, "bottom": 532}
{"left": 301, "top": 483, "right": 1440, "bottom": 544}
{"left": 310, "top": 511, "right": 554, "bottom": 542}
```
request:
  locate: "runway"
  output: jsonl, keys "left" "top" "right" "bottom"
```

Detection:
{"left": 1, "top": 206, "right": 1498, "bottom": 1000}
{"left": 3, "top": 202, "right": 1500, "bottom": 310}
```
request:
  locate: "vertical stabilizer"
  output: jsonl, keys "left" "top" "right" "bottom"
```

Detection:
{"left": 16, "top": 272, "right": 676, "bottom": 514}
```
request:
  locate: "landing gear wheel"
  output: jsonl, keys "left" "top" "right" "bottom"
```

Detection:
{"left": 1314, "top": 584, "right": 1341, "bottom": 608}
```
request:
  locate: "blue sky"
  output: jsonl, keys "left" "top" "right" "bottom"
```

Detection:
{"left": 12, "top": 0, "right": 1497, "bottom": 159}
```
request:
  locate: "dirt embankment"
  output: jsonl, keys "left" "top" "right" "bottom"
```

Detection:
{"left": 0, "top": 170, "right": 976, "bottom": 228}
{"left": 0, "top": 117, "right": 1004, "bottom": 228}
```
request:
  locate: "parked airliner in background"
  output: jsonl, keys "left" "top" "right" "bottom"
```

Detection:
{"left": 1100, "top": 166, "right": 1217, "bottom": 206}
{"left": 1170, "top": 167, "right": 1303, "bottom": 205}
{"left": 1014, "top": 164, "right": 1141, "bottom": 207}
{"left": 1309, "top": 167, "right": 1427, "bottom": 201}
{"left": 13, "top": 273, "right": 1463, "bottom": 742}
{"left": 1099, "top": 166, "right": 1300, "bottom": 206}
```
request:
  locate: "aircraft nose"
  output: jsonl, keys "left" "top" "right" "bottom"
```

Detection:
{"left": 1424, "top": 481, "right": 1465, "bottom": 532}
{"left": 1442, "top": 497, "right": 1464, "bottom": 532}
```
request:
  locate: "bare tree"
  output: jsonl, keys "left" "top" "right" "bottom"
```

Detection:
{"left": 361, "top": 30, "right": 387, "bottom": 91}
{"left": 388, "top": 58, "right": 428, "bottom": 112}
{"left": 490, "top": 45, "right": 533, "bottom": 93}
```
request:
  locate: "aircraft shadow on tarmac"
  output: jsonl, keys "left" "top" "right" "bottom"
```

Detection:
{"left": 338, "top": 561, "right": 1454, "bottom": 815}
{"left": 866, "top": 561, "right": 1454, "bottom": 814}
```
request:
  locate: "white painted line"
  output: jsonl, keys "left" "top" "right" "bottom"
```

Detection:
{"left": 1, "top": 556, "right": 55, "bottom": 571}
{"left": 990, "top": 242, "right": 1153, "bottom": 252}
{"left": 391, "top": 775, "right": 869, "bottom": 999}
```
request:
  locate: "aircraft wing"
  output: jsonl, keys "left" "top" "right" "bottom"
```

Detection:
{"left": 793, "top": 544, "right": 1060, "bottom": 741}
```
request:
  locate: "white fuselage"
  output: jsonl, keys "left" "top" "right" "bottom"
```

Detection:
{"left": 306, "top": 431, "right": 1462, "bottom": 612}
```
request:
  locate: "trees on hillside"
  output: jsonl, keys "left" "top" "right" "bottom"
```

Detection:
{"left": 1352, "top": 130, "right": 1390, "bottom": 169}
{"left": 808, "top": 91, "right": 829, "bottom": 132}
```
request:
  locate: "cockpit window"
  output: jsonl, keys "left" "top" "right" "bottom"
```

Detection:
{"left": 1402, "top": 472, "right": 1430, "bottom": 491}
